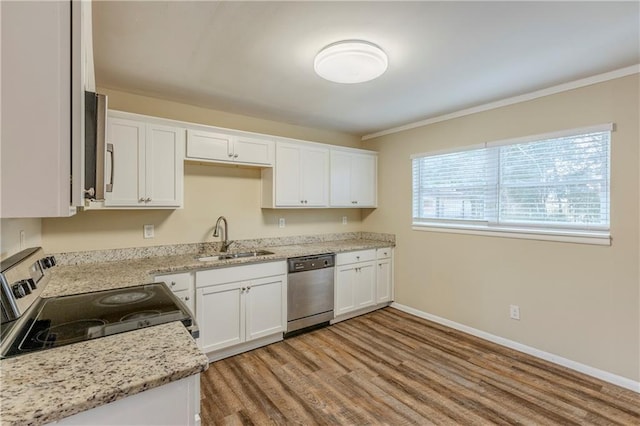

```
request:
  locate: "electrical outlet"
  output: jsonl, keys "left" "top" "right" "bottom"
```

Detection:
{"left": 278, "top": 218, "right": 285, "bottom": 228}
{"left": 143, "top": 224, "right": 154, "bottom": 239}
{"left": 342, "top": 216, "right": 347, "bottom": 225}
{"left": 509, "top": 304, "right": 520, "bottom": 320}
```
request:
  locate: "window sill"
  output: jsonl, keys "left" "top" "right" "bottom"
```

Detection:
{"left": 412, "top": 222, "right": 611, "bottom": 246}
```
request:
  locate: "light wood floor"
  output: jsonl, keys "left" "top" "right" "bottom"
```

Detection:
{"left": 200, "top": 307, "right": 640, "bottom": 425}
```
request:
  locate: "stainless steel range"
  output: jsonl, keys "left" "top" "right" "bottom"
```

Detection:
{"left": 0, "top": 247, "right": 196, "bottom": 359}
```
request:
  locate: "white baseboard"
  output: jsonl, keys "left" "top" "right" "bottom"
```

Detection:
{"left": 391, "top": 302, "right": 640, "bottom": 393}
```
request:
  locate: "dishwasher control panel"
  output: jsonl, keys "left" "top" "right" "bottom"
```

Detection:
{"left": 287, "top": 254, "right": 335, "bottom": 273}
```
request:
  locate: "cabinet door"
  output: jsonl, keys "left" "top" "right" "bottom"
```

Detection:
{"left": 335, "top": 266, "right": 357, "bottom": 316}
{"left": 105, "top": 118, "right": 145, "bottom": 206}
{"left": 1, "top": 1, "right": 74, "bottom": 217}
{"left": 245, "top": 275, "right": 285, "bottom": 341}
{"left": 376, "top": 258, "right": 393, "bottom": 304}
{"left": 173, "top": 289, "right": 195, "bottom": 316}
{"left": 330, "top": 151, "right": 352, "bottom": 207}
{"left": 354, "top": 262, "right": 376, "bottom": 309}
{"left": 186, "top": 129, "right": 232, "bottom": 161}
{"left": 197, "top": 283, "right": 244, "bottom": 353}
{"left": 275, "top": 143, "right": 302, "bottom": 206}
{"left": 145, "top": 124, "right": 184, "bottom": 207}
{"left": 351, "top": 154, "right": 377, "bottom": 207}
{"left": 300, "top": 147, "right": 329, "bottom": 206}
{"left": 233, "top": 136, "right": 273, "bottom": 165}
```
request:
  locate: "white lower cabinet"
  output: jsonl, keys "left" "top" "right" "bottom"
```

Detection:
{"left": 376, "top": 248, "right": 394, "bottom": 304}
{"left": 154, "top": 272, "right": 195, "bottom": 315}
{"left": 335, "top": 249, "right": 377, "bottom": 317}
{"left": 335, "top": 248, "right": 394, "bottom": 319}
{"left": 55, "top": 374, "right": 200, "bottom": 425}
{"left": 195, "top": 262, "right": 287, "bottom": 356}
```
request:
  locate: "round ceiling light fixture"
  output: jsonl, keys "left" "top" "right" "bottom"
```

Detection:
{"left": 314, "top": 40, "right": 388, "bottom": 84}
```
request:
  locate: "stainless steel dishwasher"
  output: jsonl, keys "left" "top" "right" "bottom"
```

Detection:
{"left": 286, "top": 253, "right": 335, "bottom": 335}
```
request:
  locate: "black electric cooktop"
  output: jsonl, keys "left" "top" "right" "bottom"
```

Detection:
{"left": 1, "top": 283, "right": 193, "bottom": 358}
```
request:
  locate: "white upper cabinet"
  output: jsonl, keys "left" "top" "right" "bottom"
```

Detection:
{"left": 262, "top": 141, "right": 329, "bottom": 208}
{"left": 330, "top": 150, "right": 377, "bottom": 207}
{"left": 1, "top": 0, "right": 93, "bottom": 218}
{"left": 186, "top": 129, "right": 273, "bottom": 166}
{"left": 104, "top": 113, "right": 184, "bottom": 208}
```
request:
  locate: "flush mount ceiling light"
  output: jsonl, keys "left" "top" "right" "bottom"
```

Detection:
{"left": 314, "top": 40, "right": 388, "bottom": 84}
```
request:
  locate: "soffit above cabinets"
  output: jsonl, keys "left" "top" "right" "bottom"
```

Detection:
{"left": 93, "top": 1, "right": 640, "bottom": 137}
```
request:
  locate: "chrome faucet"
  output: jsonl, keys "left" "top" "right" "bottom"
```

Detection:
{"left": 213, "top": 216, "right": 234, "bottom": 252}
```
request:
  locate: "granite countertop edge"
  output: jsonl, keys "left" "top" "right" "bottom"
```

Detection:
{"left": 0, "top": 323, "right": 209, "bottom": 426}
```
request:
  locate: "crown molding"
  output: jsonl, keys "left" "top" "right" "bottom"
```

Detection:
{"left": 362, "top": 64, "right": 640, "bottom": 141}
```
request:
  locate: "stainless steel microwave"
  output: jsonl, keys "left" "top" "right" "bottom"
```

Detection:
{"left": 84, "top": 91, "right": 108, "bottom": 200}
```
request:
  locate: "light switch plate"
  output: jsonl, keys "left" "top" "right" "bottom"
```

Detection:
{"left": 278, "top": 218, "right": 285, "bottom": 228}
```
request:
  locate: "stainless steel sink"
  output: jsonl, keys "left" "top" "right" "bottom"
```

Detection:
{"left": 197, "top": 250, "right": 274, "bottom": 262}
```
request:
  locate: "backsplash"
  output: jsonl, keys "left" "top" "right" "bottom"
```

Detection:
{"left": 51, "top": 232, "right": 395, "bottom": 266}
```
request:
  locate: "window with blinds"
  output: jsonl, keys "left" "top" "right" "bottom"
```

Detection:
{"left": 412, "top": 124, "right": 611, "bottom": 236}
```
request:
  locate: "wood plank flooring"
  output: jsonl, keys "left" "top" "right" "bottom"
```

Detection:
{"left": 200, "top": 307, "right": 640, "bottom": 425}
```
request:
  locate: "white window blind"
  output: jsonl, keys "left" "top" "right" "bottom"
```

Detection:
{"left": 412, "top": 125, "right": 611, "bottom": 236}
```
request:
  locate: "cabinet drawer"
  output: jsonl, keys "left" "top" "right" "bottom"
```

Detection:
{"left": 196, "top": 261, "right": 287, "bottom": 287}
{"left": 155, "top": 272, "right": 192, "bottom": 292}
{"left": 376, "top": 248, "right": 392, "bottom": 260}
{"left": 336, "top": 249, "right": 376, "bottom": 266}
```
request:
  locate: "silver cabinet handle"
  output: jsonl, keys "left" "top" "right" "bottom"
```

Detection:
{"left": 145, "top": 197, "right": 151, "bottom": 202}
{"left": 233, "top": 153, "right": 239, "bottom": 158}
{"left": 139, "top": 198, "right": 145, "bottom": 202}
{"left": 228, "top": 152, "right": 234, "bottom": 158}
{"left": 106, "top": 143, "right": 114, "bottom": 192}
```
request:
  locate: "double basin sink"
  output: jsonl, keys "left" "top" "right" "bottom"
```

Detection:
{"left": 197, "top": 250, "right": 274, "bottom": 262}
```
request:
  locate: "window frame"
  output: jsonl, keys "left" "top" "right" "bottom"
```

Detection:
{"left": 411, "top": 124, "right": 613, "bottom": 246}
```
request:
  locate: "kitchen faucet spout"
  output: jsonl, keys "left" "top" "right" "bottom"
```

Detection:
{"left": 213, "top": 216, "right": 234, "bottom": 252}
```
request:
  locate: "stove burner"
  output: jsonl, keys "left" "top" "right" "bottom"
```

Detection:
{"left": 120, "top": 310, "right": 162, "bottom": 322}
{"left": 95, "top": 290, "right": 154, "bottom": 306}
{"left": 34, "top": 319, "right": 107, "bottom": 345}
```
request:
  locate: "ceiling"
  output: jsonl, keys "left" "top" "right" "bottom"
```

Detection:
{"left": 93, "top": 1, "right": 640, "bottom": 137}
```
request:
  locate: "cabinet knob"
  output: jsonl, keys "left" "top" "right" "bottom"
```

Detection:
{"left": 228, "top": 153, "right": 234, "bottom": 158}
{"left": 184, "top": 296, "right": 190, "bottom": 301}
{"left": 145, "top": 197, "right": 151, "bottom": 202}
{"left": 356, "top": 256, "right": 360, "bottom": 260}
{"left": 139, "top": 198, "right": 145, "bottom": 202}
{"left": 170, "top": 281, "right": 176, "bottom": 287}
{"left": 233, "top": 153, "right": 239, "bottom": 158}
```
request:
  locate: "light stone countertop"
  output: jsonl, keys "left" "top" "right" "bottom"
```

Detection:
{"left": 0, "top": 322, "right": 208, "bottom": 426}
{"left": 1, "top": 236, "right": 394, "bottom": 425}
{"left": 44, "top": 238, "right": 394, "bottom": 297}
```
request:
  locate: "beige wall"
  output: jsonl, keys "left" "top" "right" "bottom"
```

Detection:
{"left": 0, "top": 218, "right": 42, "bottom": 259}
{"left": 362, "top": 74, "right": 640, "bottom": 382}
{"left": 42, "top": 90, "right": 363, "bottom": 252}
